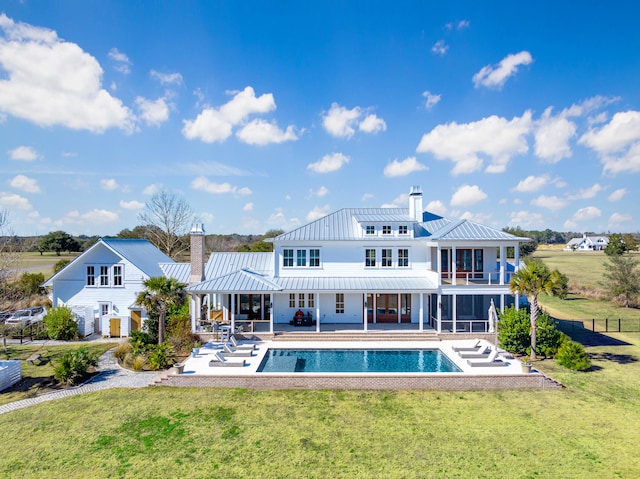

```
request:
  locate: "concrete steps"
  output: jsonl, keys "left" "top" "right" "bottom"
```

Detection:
{"left": 271, "top": 331, "right": 441, "bottom": 342}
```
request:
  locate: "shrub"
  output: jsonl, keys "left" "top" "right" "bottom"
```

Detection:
{"left": 498, "top": 306, "right": 563, "bottom": 357}
{"left": 557, "top": 340, "right": 591, "bottom": 371}
{"left": 535, "top": 315, "right": 565, "bottom": 358}
{"left": 131, "top": 354, "right": 146, "bottom": 371}
{"left": 166, "top": 308, "right": 200, "bottom": 355}
{"left": 54, "top": 347, "right": 99, "bottom": 385}
{"left": 130, "top": 330, "right": 155, "bottom": 356}
{"left": 113, "top": 342, "right": 132, "bottom": 362}
{"left": 44, "top": 306, "right": 79, "bottom": 341}
{"left": 147, "top": 344, "right": 174, "bottom": 370}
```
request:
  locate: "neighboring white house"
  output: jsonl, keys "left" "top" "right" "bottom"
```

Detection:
{"left": 564, "top": 234, "right": 609, "bottom": 251}
{"left": 45, "top": 186, "right": 531, "bottom": 337}
{"left": 43, "top": 238, "right": 175, "bottom": 337}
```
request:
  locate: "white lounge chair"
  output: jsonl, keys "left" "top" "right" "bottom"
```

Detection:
{"left": 230, "top": 335, "right": 256, "bottom": 351}
{"left": 467, "top": 349, "right": 507, "bottom": 367}
{"left": 452, "top": 339, "right": 482, "bottom": 352}
{"left": 209, "top": 351, "right": 246, "bottom": 367}
{"left": 221, "top": 343, "right": 254, "bottom": 357}
{"left": 458, "top": 344, "right": 491, "bottom": 358}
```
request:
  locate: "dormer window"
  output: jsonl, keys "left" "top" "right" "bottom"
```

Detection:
{"left": 399, "top": 225, "right": 408, "bottom": 235}
{"left": 382, "top": 225, "right": 391, "bottom": 235}
{"left": 365, "top": 225, "right": 375, "bottom": 235}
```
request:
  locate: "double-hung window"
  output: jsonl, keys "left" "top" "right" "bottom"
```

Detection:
{"left": 296, "top": 249, "right": 307, "bottom": 267}
{"left": 289, "top": 293, "right": 296, "bottom": 308}
{"left": 113, "top": 265, "right": 123, "bottom": 286}
{"left": 283, "top": 249, "right": 294, "bottom": 267}
{"left": 398, "top": 249, "right": 409, "bottom": 267}
{"left": 365, "top": 225, "right": 375, "bottom": 235}
{"left": 382, "top": 225, "right": 391, "bottom": 235}
{"left": 86, "top": 266, "right": 95, "bottom": 286}
{"left": 100, "top": 266, "right": 109, "bottom": 286}
{"left": 335, "top": 293, "right": 345, "bottom": 314}
{"left": 399, "top": 225, "right": 408, "bottom": 235}
{"left": 365, "top": 249, "right": 376, "bottom": 267}
{"left": 382, "top": 249, "right": 392, "bottom": 267}
{"left": 309, "top": 249, "right": 320, "bottom": 267}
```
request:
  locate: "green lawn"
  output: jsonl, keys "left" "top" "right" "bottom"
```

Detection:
{"left": 531, "top": 249, "right": 609, "bottom": 290}
{"left": 13, "top": 252, "right": 79, "bottom": 278}
{"left": 1, "top": 336, "right": 640, "bottom": 478}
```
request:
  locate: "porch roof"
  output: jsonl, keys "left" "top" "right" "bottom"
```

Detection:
{"left": 186, "top": 268, "right": 282, "bottom": 293}
{"left": 275, "top": 276, "right": 437, "bottom": 291}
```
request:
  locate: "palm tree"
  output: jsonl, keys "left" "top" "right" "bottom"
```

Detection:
{"left": 136, "top": 276, "right": 187, "bottom": 344}
{"left": 509, "top": 258, "right": 567, "bottom": 360}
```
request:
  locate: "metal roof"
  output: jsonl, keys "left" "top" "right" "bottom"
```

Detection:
{"left": 160, "top": 262, "right": 190, "bottom": 283}
{"left": 101, "top": 238, "right": 175, "bottom": 277}
{"left": 427, "top": 219, "right": 529, "bottom": 241}
{"left": 275, "top": 276, "right": 437, "bottom": 291}
{"left": 187, "top": 269, "right": 282, "bottom": 293}
{"left": 352, "top": 212, "right": 414, "bottom": 223}
{"left": 205, "top": 252, "right": 273, "bottom": 277}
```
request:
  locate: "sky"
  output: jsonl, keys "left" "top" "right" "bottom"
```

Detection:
{"left": 1, "top": 1, "right": 640, "bottom": 237}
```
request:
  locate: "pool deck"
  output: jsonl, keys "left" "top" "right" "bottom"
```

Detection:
{"left": 156, "top": 339, "right": 562, "bottom": 390}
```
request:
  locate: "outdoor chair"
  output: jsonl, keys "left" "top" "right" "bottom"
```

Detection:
{"left": 221, "top": 343, "right": 254, "bottom": 357}
{"left": 466, "top": 349, "right": 507, "bottom": 367}
{"left": 458, "top": 344, "right": 491, "bottom": 358}
{"left": 209, "top": 351, "right": 246, "bottom": 367}
{"left": 230, "top": 335, "right": 256, "bottom": 350}
{"left": 451, "top": 339, "right": 482, "bottom": 352}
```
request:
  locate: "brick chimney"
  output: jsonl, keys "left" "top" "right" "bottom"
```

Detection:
{"left": 409, "top": 185, "right": 423, "bottom": 221}
{"left": 189, "top": 223, "right": 205, "bottom": 284}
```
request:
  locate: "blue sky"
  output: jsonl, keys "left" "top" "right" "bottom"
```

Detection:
{"left": 1, "top": 1, "right": 639, "bottom": 237}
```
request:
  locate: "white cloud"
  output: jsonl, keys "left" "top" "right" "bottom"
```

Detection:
{"left": 10, "top": 174, "right": 40, "bottom": 193}
{"left": 510, "top": 210, "right": 545, "bottom": 228}
{"left": 472, "top": 51, "right": 533, "bottom": 89}
{"left": 191, "top": 177, "right": 251, "bottom": 195}
{"left": 0, "top": 15, "right": 135, "bottom": 133}
{"left": 531, "top": 195, "right": 567, "bottom": 210}
{"left": 425, "top": 200, "right": 447, "bottom": 216}
{"left": 100, "top": 178, "right": 119, "bottom": 191}
{"left": 563, "top": 206, "right": 601, "bottom": 229}
{"left": 182, "top": 86, "right": 276, "bottom": 143}
{"left": 309, "top": 186, "right": 329, "bottom": 197}
{"left": 306, "top": 205, "right": 331, "bottom": 222}
{"left": 358, "top": 114, "right": 386, "bottom": 134}
{"left": 431, "top": 40, "right": 448, "bottom": 56}
{"left": 445, "top": 20, "right": 470, "bottom": 30}
{"left": 8, "top": 145, "right": 39, "bottom": 161}
{"left": 460, "top": 211, "right": 492, "bottom": 223}
{"left": 361, "top": 193, "right": 374, "bottom": 201}
{"left": 607, "top": 188, "right": 627, "bottom": 202}
{"left": 563, "top": 95, "right": 620, "bottom": 118}
{"left": 534, "top": 107, "right": 576, "bottom": 162}
{"left": 381, "top": 193, "right": 409, "bottom": 209}
{"left": 322, "top": 103, "right": 361, "bottom": 138}
{"left": 108, "top": 48, "right": 131, "bottom": 74}
{"left": 450, "top": 185, "right": 487, "bottom": 207}
{"left": 417, "top": 111, "right": 532, "bottom": 174}
{"left": 150, "top": 70, "right": 183, "bottom": 85}
{"left": 266, "top": 207, "right": 301, "bottom": 230}
{"left": 119, "top": 199, "right": 144, "bottom": 210}
{"left": 567, "top": 183, "right": 602, "bottom": 200}
{"left": 0, "top": 191, "right": 33, "bottom": 210}
{"left": 80, "top": 209, "right": 119, "bottom": 224}
{"left": 422, "top": 90, "right": 441, "bottom": 109}
{"left": 579, "top": 111, "right": 640, "bottom": 174}
{"left": 383, "top": 156, "right": 428, "bottom": 177}
{"left": 608, "top": 213, "right": 632, "bottom": 227}
{"left": 235, "top": 119, "right": 298, "bottom": 145}
{"left": 143, "top": 183, "right": 161, "bottom": 195}
{"left": 511, "top": 175, "right": 549, "bottom": 193}
{"left": 242, "top": 202, "right": 253, "bottom": 212}
{"left": 307, "top": 152, "right": 350, "bottom": 173}
{"left": 135, "top": 97, "right": 169, "bottom": 126}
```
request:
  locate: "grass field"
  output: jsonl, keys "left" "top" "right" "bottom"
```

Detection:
{"left": 13, "top": 252, "right": 79, "bottom": 278}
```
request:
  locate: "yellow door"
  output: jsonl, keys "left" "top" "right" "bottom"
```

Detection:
{"left": 109, "top": 317, "right": 121, "bottom": 337}
{"left": 131, "top": 311, "right": 141, "bottom": 332}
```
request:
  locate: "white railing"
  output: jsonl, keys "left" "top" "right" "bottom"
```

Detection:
{"left": 439, "top": 270, "right": 513, "bottom": 285}
{"left": 0, "top": 360, "right": 22, "bottom": 392}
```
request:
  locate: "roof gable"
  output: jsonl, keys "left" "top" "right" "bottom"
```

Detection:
{"left": 101, "top": 238, "right": 174, "bottom": 277}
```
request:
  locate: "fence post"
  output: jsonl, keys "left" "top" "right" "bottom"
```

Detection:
{"left": 592, "top": 318, "right": 595, "bottom": 332}
{"left": 606, "top": 318, "right": 609, "bottom": 332}
{"left": 619, "top": 318, "right": 621, "bottom": 332}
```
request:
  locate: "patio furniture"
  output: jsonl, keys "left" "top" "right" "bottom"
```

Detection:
{"left": 451, "top": 339, "right": 482, "bottom": 352}
{"left": 219, "top": 325, "right": 231, "bottom": 342}
{"left": 458, "top": 345, "right": 491, "bottom": 358}
{"left": 221, "top": 343, "right": 254, "bottom": 357}
{"left": 209, "top": 351, "right": 246, "bottom": 367}
{"left": 230, "top": 336, "right": 256, "bottom": 350}
{"left": 466, "top": 350, "right": 507, "bottom": 367}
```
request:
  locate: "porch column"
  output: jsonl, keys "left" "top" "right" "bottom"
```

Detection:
{"left": 189, "top": 294, "right": 197, "bottom": 333}
{"left": 452, "top": 293, "right": 457, "bottom": 333}
{"left": 230, "top": 294, "right": 235, "bottom": 332}
{"left": 499, "top": 246, "right": 506, "bottom": 285}
{"left": 269, "top": 299, "right": 274, "bottom": 334}
{"left": 419, "top": 293, "right": 424, "bottom": 332}
{"left": 500, "top": 294, "right": 505, "bottom": 313}
{"left": 514, "top": 243, "right": 521, "bottom": 277}
{"left": 436, "top": 245, "right": 442, "bottom": 285}
{"left": 373, "top": 294, "right": 377, "bottom": 323}
{"left": 363, "top": 294, "right": 368, "bottom": 332}
{"left": 452, "top": 246, "right": 457, "bottom": 286}
{"left": 397, "top": 294, "right": 401, "bottom": 324}
{"left": 195, "top": 294, "right": 202, "bottom": 332}
{"left": 316, "top": 296, "right": 321, "bottom": 333}
{"left": 436, "top": 292, "right": 442, "bottom": 333}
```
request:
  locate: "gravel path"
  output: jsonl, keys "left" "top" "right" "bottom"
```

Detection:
{"left": 0, "top": 349, "right": 162, "bottom": 416}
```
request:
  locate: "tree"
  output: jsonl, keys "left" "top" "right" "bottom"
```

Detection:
{"left": 44, "top": 306, "right": 79, "bottom": 340}
{"left": 136, "top": 277, "right": 187, "bottom": 344}
{"left": 138, "top": 190, "right": 196, "bottom": 259}
{"left": 501, "top": 227, "right": 538, "bottom": 257}
{"left": 16, "top": 272, "right": 46, "bottom": 295}
{"left": 510, "top": 258, "right": 568, "bottom": 360}
{"left": 602, "top": 254, "right": 640, "bottom": 307}
{"left": 38, "top": 231, "right": 81, "bottom": 256}
{"left": 54, "top": 259, "right": 71, "bottom": 274}
{"left": 0, "top": 210, "right": 20, "bottom": 305}
{"left": 605, "top": 233, "right": 628, "bottom": 256}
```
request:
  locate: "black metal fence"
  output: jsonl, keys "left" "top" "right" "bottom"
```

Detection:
{"left": 0, "top": 322, "right": 46, "bottom": 344}
{"left": 554, "top": 317, "right": 640, "bottom": 334}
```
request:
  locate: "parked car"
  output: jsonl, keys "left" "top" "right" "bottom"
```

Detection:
{"left": 0, "top": 310, "right": 14, "bottom": 324}
{"left": 5, "top": 307, "right": 47, "bottom": 326}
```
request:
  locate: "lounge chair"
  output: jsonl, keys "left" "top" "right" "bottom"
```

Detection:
{"left": 209, "top": 351, "right": 246, "bottom": 367}
{"left": 467, "top": 349, "right": 507, "bottom": 367}
{"left": 452, "top": 339, "right": 482, "bottom": 352}
{"left": 458, "top": 345, "right": 491, "bottom": 358}
{"left": 221, "top": 343, "right": 254, "bottom": 357}
{"left": 230, "top": 335, "right": 256, "bottom": 351}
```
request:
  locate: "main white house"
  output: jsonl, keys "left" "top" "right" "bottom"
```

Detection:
{"left": 45, "top": 186, "right": 529, "bottom": 337}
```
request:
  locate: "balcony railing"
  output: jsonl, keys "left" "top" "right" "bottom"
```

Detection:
{"left": 439, "top": 270, "right": 514, "bottom": 286}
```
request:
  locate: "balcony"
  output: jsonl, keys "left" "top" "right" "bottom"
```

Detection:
{"left": 439, "top": 270, "right": 514, "bottom": 286}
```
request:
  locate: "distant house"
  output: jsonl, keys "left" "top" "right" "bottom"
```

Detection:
{"left": 43, "top": 238, "right": 175, "bottom": 337}
{"left": 565, "top": 234, "right": 609, "bottom": 251}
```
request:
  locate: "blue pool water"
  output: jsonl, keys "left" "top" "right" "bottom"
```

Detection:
{"left": 257, "top": 349, "right": 462, "bottom": 373}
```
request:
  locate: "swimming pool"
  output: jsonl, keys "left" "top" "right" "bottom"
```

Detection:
{"left": 257, "top": 348, "right": 462, "bottom": 373}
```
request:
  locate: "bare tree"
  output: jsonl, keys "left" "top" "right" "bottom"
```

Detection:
{"left": 138, "top": 190, "right": 196, "bottom": 259}
{"left": 0, "top": 210, "right": 20, "bottom": 307}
